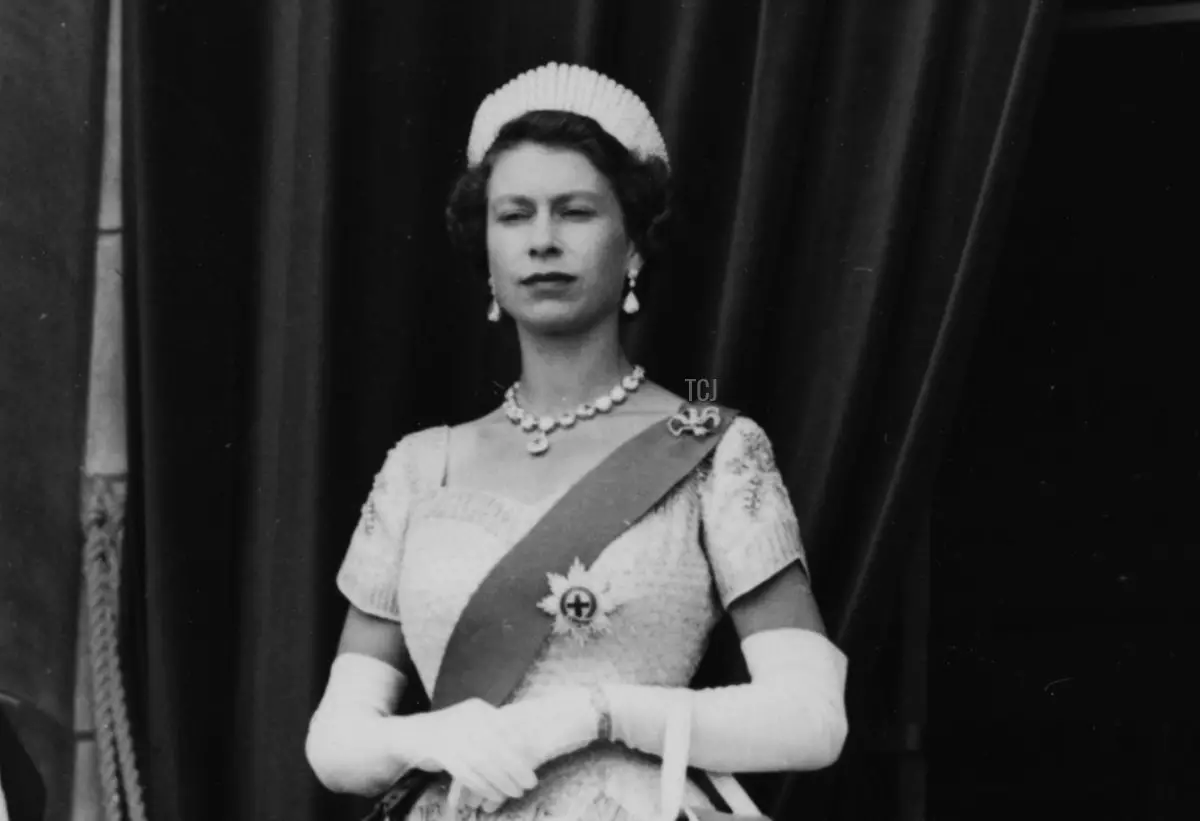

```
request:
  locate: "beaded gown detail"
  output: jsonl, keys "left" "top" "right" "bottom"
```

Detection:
{"left": 336, "top": 416, "right": 807, "bottom": 821}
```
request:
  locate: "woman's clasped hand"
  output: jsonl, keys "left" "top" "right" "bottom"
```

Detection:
{"left": 406, "top": 698, "right": 540, "bottom": 810}
{"left": 437, "top": 688, "right": 604, "bottom": 813}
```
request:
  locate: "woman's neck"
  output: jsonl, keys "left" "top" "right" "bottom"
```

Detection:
{"left": 513, "top": 323, "right": 631, "bottom": 415}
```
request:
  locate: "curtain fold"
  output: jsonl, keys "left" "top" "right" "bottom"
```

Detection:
{"left": 232, "top": 2, "right": 340, "bottom": 818}
{"left": 124, "top": 3, "right": 267, "bottom": 818}
{"left": 124, "top": 2, "right": 1060, "bottom": 819}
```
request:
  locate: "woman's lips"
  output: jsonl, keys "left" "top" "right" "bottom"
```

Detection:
{"left": 520, "top": 272, "right": 578, "bottom": 286}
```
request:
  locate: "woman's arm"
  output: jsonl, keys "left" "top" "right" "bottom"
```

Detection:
{"left": 498, "top": 565, "right": 847, "bottom": 775}
{"left": 305, "top": 606, "right": 417, "bottom": 795}
{"left": 335, "top": 601, "right": 414, "bottom": 668}
{"left": 728, "top": 561, "right": 826, "bottom": 636}
{"left": 306, "top": 607, "right": 538, "bottom": 799}
{"left": 603, "top": 564, "right": 849, "bottom": 773}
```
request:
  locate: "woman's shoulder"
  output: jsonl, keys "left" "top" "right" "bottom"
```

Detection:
{"left": 399, "top": 422, "right": 453, "bottom": 448}
{"left": 374, "top": 423, "right": 452, "bottom": 489}
{"left": 681, "top": 411, "right": 779, "bottom": 493}
{"left": 383, "top": 423, "right": 450, "bottom": 459}
{"left": 618, "top": 384, "right": 770, "bottom": 454}
{"left": 448, "top": 404, "right": 508, "bottom": 435}
{"left": 711, "top": 413, "right": 778, "bottom": 470}
{"left": 636, "top": 389, "right": 775, "bottom": 479}
{"left": 721, "top": 412, "right": 772, "bottom": 443}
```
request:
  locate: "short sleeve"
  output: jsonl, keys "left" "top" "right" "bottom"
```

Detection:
{"left": 335, "top": 436, "right": 418, "bottom": 622}
{"left": 700, "top": 415, "right": 809, "bottom": 609}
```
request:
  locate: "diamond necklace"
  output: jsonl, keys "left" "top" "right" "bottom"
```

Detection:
{"left": 504, "top": 365, "right": 646, "bottom": 456}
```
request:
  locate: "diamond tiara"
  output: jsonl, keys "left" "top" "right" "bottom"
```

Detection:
{"left": 466, "top": 62, "right": 669, "bottom": 169}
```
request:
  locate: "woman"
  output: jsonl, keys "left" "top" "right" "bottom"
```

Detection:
{"left": 305, "top": 63, "right": 848, "bottom": 821}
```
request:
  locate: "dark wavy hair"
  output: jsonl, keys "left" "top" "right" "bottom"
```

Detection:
{"left": 445, "top": 110, "right": 673, "bottom": 298}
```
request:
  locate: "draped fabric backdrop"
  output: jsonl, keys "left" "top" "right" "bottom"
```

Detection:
{"left": 124, "top": 2, "right": 1059, "bottom": 820}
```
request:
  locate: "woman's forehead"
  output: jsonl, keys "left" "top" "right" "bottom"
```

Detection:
{"left": 488, "top": 143, "right": 614, "bottom": 201}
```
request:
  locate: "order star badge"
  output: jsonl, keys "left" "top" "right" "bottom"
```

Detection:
{"left": 537, "top": 558, "right": 616, "bottom": 643}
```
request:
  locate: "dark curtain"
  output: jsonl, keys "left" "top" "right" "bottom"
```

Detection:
{"left": 933, "top": 17, "right": 1200, "bottom": 816}
{"left": 0, "top": 1, "right": 110, "bottom": 819}
{"left": 123, "top": 2, "right": 1059, "bottom": 820}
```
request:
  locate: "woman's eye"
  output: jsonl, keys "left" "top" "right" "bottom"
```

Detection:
{"left": 497, "top": 212, "right": 527, "bottom": 224}
{"left": 562, "top": 208, "right": 595, "bottom": 219}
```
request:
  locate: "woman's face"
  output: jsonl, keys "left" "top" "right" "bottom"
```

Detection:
{"left": 486, "top": 142, "right": 639, "bottom": 335}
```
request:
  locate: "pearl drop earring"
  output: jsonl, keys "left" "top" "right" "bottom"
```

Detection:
{"left": 623, "top": 266, "right": 641, "bottom": 315}
{"left": 487, "top": 279, "right": 501, "bottom": 323}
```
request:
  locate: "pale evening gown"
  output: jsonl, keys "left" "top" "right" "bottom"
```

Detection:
{"left": 336, "top": 416, "right": 808, "bottom": 821}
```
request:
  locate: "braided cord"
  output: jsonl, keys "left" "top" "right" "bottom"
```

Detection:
{"left": 83, "top": 476, "right": 147, "bottom": 821}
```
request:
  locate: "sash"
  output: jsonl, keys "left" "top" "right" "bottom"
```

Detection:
{"left": 365, "top": 404, "right": 736, "bottom": 820}
{"left": 432, "top": 403, "right": 735, "bottom": 710}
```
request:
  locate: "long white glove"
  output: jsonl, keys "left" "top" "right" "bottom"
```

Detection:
{"left": 603, "top": 628, "right": 849, "bottom": 772}
{"left": 504, "top": 688, "right": 605, "bottom": 761}
{"left": 305, "top": 653, "right": 539, "bottom": 800}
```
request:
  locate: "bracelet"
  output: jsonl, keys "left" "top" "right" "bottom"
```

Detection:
{"left": 587, "top": 685, "right": 613, "bottom": 742}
